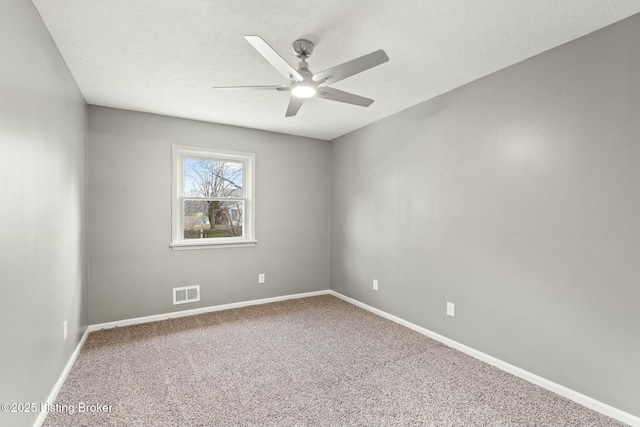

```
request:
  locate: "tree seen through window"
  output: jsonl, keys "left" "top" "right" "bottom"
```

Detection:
{"left": 183, "top": 158, "right": 244, "bottom": 239}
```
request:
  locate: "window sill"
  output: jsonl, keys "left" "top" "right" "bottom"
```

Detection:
{"left": 170, "top": 240, "right": 257, "bottom": 250}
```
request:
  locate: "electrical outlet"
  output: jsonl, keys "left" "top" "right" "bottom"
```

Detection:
{"left": 258, "top": 273, "right": 265, "bottom": 284}
{"left": 63, "top": 321, "right": 68, "bottom": 340}
{"left": 446, "top": 302, "right": 455, "bottom": 317}
{"left": 373, "top": 279, "right": 378, "bottom": 291}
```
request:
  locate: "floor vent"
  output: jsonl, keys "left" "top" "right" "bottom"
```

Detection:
{"left": 173, "top": 285, "right": 200, "bottom": 305}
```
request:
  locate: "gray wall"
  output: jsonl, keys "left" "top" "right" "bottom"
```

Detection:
{"left": 0, "top": 1, "right": 88, "bottom": 427}
{"left": 331, "top": 14, "right": 640, "bottom": 416}
{"left": 88, "top": 106, "right": 330, "bottom": 324}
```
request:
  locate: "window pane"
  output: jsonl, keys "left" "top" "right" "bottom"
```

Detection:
{"left": 183, "top": 200, "right": 244, "bottom": 239}
{"left": 183, "top": 157, "right": 243, "bottom": 197}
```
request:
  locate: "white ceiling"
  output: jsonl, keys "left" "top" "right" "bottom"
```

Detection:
{"left": 33, "top": 1, "right": 640, "bottom": 141}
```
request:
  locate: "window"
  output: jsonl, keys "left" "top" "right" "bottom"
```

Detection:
{"left": 171, "top": 145, "right": 256, "bottom": 249}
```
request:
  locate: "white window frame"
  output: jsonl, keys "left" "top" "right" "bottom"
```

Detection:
{"left": 171, "top": 144, "right": 256, "bottom": 250}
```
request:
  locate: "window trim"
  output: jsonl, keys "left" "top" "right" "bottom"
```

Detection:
{"left": 170, "top": 144, "right": 256, "bottom": 250}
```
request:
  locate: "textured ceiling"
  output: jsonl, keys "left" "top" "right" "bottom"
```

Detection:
{"left": 33, "top": 1, "right": 640, "bottom": 140}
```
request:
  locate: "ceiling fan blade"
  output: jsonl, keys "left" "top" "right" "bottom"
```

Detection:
{"left": 317, "top": 87, "right": 374, "bottom": 107}
{"left": 212, "top": 85, "right": 289, "bottom": 91}
{"left": 244, "top": 36, "right": 303, "bottom": 82}
{"left": 313, "top": 49, "right": 389, "bottom": 86}
{"left": 285, "top": 96, "right": 304, "bottom": 117}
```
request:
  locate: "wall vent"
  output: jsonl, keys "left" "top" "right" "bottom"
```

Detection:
{"left": 173, "top": 285, "right": 200, "bottom": 305}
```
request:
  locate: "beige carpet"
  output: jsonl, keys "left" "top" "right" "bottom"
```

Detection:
{"left": 43, "top": 295, "right": 626, "bottom": 426}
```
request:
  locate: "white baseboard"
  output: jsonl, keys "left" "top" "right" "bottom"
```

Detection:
{"left": 328, "top": 290, "right": 639, "bottom": 427}
{"left": 34, "top": 327, "right": 90, "bottom": 427}
{"left": 88, "top": 289, "right": 330, "bottom": 332}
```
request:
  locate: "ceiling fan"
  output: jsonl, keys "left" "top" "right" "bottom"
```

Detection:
{"left": 213, "top": 36, "right": 389, "bottom": 117}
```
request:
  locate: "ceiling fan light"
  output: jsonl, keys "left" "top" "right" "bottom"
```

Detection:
{"left": 291, "top": 84, "right": 317, "bottom": 98}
